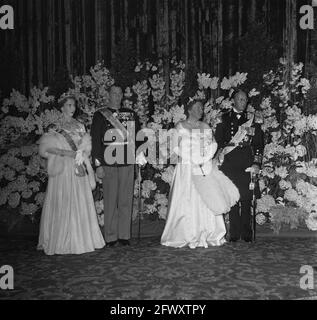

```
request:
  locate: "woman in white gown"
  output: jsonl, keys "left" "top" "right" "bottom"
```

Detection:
{"left": 161, "top": 100, "right": 240, "bottom": 249}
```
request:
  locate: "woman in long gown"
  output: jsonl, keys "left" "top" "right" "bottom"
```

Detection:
{"left": 37, "top": 94, "right": 105, "bottom": 255}
{"left": 161, "top": 100, "right": 240, "bottom": 249}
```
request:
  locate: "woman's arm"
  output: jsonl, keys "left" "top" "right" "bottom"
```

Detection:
{"left": 169, "top": 122, "right": 183, "bottom": 164}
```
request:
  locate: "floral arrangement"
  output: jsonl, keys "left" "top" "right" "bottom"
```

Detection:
{"left": 255, "top": 58, "right": 317, "bottom": 233}
{"left": 1, "top": 58, "right": 316, "bottom": 235}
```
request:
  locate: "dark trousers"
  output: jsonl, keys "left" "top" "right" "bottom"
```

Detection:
{"left": 102, "top": 165, "right": 135, "bottom": 242}
{"left": 229, "top": 200, "right": 252, "bottom": 240}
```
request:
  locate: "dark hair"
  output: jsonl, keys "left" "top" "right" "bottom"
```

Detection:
{"left": 184, "top": 98, "right": 204, "bottom": 117}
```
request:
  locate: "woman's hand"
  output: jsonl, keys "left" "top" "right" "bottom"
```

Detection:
{"left": 96, "top": 166, "right": 105, "bottom": 179}
{"left": 218, "top": 152, "right": 225, "bottom": 165}
{"left": 214, "top": 149, "right": 224, "bottom": 165}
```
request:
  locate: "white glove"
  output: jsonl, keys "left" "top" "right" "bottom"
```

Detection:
{"left": 75, "top": 150, "right": 84, "bottom": 166}
{"left": 245, "top": 165, "right": 260, "bottom": 175}
{"left": 136, "top": 152, "right": 147, "bottom": 166}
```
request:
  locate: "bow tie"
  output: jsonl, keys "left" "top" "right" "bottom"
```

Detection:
{"left": 233, "top": 111, "right": 243, "bottom": 118}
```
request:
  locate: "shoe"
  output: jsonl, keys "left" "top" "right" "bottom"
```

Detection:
{"left": 106, "top": 240, "right": 118, "bottom": 247}
{"left": 229, "top": 238, "right": 239, "bottom": 242}
{"left": 243, "top": 238, "right": 252, "bottom": 243}
{"left": 118, "top": 239, "right": 130, "bottom": 246}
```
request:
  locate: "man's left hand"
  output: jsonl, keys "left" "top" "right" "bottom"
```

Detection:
{"left": 251, "top": 164, "right": 260, "bottom": 174}
{"left": 136, "top": 151, "right": 147, "bottom": 166}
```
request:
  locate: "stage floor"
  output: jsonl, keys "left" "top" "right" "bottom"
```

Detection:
{"left": 1, "top": 237, "right": 317, "bottom": 300}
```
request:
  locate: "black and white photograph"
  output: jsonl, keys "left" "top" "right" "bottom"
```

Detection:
{"left": 0, "top": 0, "right": 317, "bottom": 305}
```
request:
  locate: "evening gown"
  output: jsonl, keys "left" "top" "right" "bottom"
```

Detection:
{"left": 37, "top": 121, "right": 105, "bottom": 255}
{"left": 161, "top": 123, "right": 240, "bottom": 249}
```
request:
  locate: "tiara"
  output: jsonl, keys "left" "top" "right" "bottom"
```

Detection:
{"left": 58, "top": 92, "right": 75, "bottom": 103}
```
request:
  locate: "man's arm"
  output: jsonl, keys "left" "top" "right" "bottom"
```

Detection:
{"left": 90, "top": 112, "right": 106, "bottom": 168}
{"left": 252, "top": 123, "right": 265, "bottom": 168}
{"left": 134, "top": 111, "right": 143, "bottom": 151}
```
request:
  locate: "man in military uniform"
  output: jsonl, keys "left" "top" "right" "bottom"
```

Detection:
{"left": 91, "top": 85, "right": 142, "bottom": 247}
{"left": 215, "top": 90, "right": 264, "bottom": 242}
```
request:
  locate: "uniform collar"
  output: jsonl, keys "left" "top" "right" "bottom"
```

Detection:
{"left": 232, "top": 107, "right": 245, "bottom": 114}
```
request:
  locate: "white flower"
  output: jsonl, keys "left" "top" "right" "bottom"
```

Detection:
{"left": 256, "top": 213, "right": 267, "bottom": 225}
{"left": 256, "top": 194, "right": 276, "bottom": 213}
{"left": 307, "top": 115, "right": 317, "bottom": 131}
{"left": 261, "top": 166, "right": 275, "bottom": 179}
{"left": 161, "top": 166, "right": 175, "bottom": 185}
{"left": 279, "top": 179, "right": 292, "bottom": 190}
{"left": 144, "top": 203, "right": 157, "bottom": 214}
{"left": 259, "top": 179, "right": 266, "bottom": 192}
{"left": 21, "top": 202, "right": 38, "bottom": 216}
{"left": 260, "top": 97, "right": 272, "bottom": 110}
{"left": 220, "top": 98, "right": 233, "bottom": 110}
{"left": 197, "top": 73, "right": 211, "bottom": 89}
{"left": 170, "top": 105, "right": 186, "bottom": 124}
{"left": 279, "top": 57, "right": 287, "bottom": 65}
{"left": 8, "top": 192, "right": 21, "bottom": 208}
{"left": 4, "top": 168, "right": 16, "bottom": 181}
{"left": 95, "top": 200, "right": 104, "bottom": 214}
{"left": 29, "top": 181, "right": 41, "bottom": 192}
{"left": 124, "top": 87, "right": 133, "bottom": 98}
{"left": 97, "top": 213, "right": 104, "bottom": 227}
{"left": 247, "top": 105, "right": 255, "bottom": 114}
{"left": 141, "top": 180, "right": 157, "bottom": 198}
{"left": 306, "top": 164, "right": 317, "bottom": 178}
{"left": 271, "top": 131, "right": 281, "bottom": 143}
{"left": 284, "top": 188, "right": 299, "bottom": 202}
{"left": 215, "top": 96, "right": 224, "bottom": 104}
{"left": 0, "top": 188, "right": 9, "bottom": 206}
{"left": 295, "top": 145, "right": 306, "bottom": 158}
{"left": 305, "top": 212, "right": 317, "bottom": 231}
{"left": 275, "top": 166, "right": 288, "bottom": 179}
{"left": 220, "top": 77, "right": 231, "bottom": 90}
{"left": 298, "top": 78, "right": 311, "bottom": 95}
{"left": 158, "top": 205, "right": 168, "bottom": 220}
{"left": 134, "top": 63, "right": 142, "bottom": 73}
{"left": 35, "top": 192, "right": 46, "bottom": 205}
{"left": 21, "top": 189, "right": 33, "bottom": 199}
{"left": 210, "top": 77, "right": 219, "bottom": 90}
{"left": 248, "top": 88, "right": 260, "bottom": 97}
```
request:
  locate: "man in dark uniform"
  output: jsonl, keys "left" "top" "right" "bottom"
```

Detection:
{"left": 91, "top": 85, "right": 142, "bottom": 247}
{"left": 215, "top": 90, "right": 264, "bottom": 242}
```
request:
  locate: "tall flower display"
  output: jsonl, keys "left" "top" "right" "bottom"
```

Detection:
{"left": 256, "top": 59, "right": 317, "bottom": 233}
{"left": 0, "top": 58, "right": 316, "bottom": 235}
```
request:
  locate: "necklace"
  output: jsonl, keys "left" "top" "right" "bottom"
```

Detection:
{"left": 187, "top": 119, "right": 199, "bottom": 127}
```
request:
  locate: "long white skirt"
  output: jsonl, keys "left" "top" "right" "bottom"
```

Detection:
{"left": 161, "top": 163, "right": 239, "bottom": 249}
